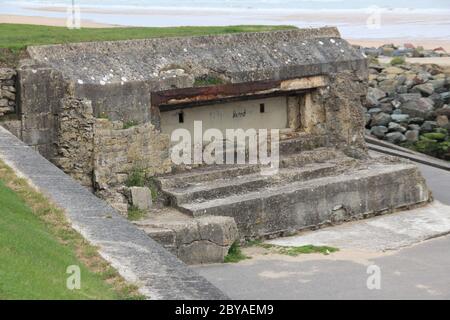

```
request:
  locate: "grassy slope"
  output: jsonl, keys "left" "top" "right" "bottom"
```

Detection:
{"left": 0, "top": 180, "right": 118, "bottom": 299}
{"left": 0, "top": 161, "right": 141, "bottom": 300}
{"left": 0, "top": 24, "right": 296, "bottom": 66}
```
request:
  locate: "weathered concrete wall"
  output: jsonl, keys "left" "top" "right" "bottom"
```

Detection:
{"left": 16, "top": 61, "right": 67, "bottom": 158}
{"left": 323, "top": 70, "right": 369, "bottom": 156}
{"left": 72, "top": 76, "right": 193, "bottom": 123}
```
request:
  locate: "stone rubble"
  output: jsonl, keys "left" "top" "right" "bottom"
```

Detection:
{"left": 0, "top": 68, "right": 16, "bottom": 117}
{"left": 362, "top": 43, "right": 450, "bottom": 58}
{"left": 362, "top": 51, "right": 450, "bottom": 160}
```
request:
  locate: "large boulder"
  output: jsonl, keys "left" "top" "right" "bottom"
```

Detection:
{"left": 436, "top": 106, "right": 450, "bottom": 117}
{"left": 400, "top": 97, "right": 435, "bottom": 119}
{"left": 391, "top": 114, "right": 410, "bottom": 123}
{"left": 388, "top": 122, "right": 407, "bottom": 133}
{"left": 370, "top": 126, "right": 388, "bottom": 139}
{"left": 378, "top": 79, "right": 397, "bottom": 96}
{"left": 398, "top": 93, "right": 422, "bottom": 103}
{"left": 441, "top": 92, "right": 450, "bottom": 103}
{"left": 385, "top": 132, "right": 407, "bottom": 144}
{"left": 420, "top": 121, "right": 438, "bottom": 133}
{"left": 411, "top": 83, "right": 434, "bottom": 96}
{"left": 383, "top": 66, "right": 404, "bottom": 75}
{"left": 436, "top": 115, "right": 449, "bottom": 128}
{"left": 405, "top": 130, "right": 420, "bottom": 143}
{"left": 371, "top": 112, "right": 392, "bottom": 126}
{"left": 366, "top": 87, "right": 386, "bottom": 106}
{"left": 429, "top": 79, "right": 446, "bottom": 91}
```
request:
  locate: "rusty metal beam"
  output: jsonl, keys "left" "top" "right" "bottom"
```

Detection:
{"left": 158, "top": 90, "right": 307, "bottom": 112}
{"left": 152, "top": 76, "right": 328, "bottom": 108}
{"left": 152, "top": 79, "right": 281, "bottom": 106}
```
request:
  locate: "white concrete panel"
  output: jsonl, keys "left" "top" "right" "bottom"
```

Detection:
{"left": 160, "top": 96, "right": 288, "bottom": 137}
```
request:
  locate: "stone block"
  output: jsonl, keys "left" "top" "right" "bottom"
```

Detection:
{"left": 130, "top": 186, "right": 152, "bottom": 210}
{"left": 136, "top": 213, "right": 239, "bottom": 264}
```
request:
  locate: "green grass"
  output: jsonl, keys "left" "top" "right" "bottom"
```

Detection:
{"left": 194, "top": 75, "right": 227, "bottom": 87}
{"left": 125, "top": 169, "right": 159, "bottom": 202}
{"left": 224, "top": 242, "right": 250, "bottom": 263}
{"left": 122, "top": 120, "right": 138, "bottom": 130}
{"left": 0, "top": 24, "right": 296, "bottom": 67}
{"left": 390, "top": 56, "right": 406, "bottom": 65}
{"left": 127, "top": 205, "right": 147, "bottom": 221}
{"left": 277, "top": 245, "right": 339, "bottom": 256}
{"left": 0, "top": 161, "right": 143, "bottom": 299}
{"left": 125, "top": 168, "right": 146, "bottom": 187}
{"left": 246, "top": 240, "right": 339, "bottom": 256}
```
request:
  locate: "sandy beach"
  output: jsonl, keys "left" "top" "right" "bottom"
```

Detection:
{"left": 0, "top": 14, "right": 114, "bottom": 28}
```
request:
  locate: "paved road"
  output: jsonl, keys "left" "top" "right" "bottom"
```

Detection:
{"left": 195, "top": 163, "right": 450, "bottom": 299}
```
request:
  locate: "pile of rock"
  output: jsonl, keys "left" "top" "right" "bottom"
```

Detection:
{"left": 363, "top": 43, "right": 449, "bottom": 58}
{"left": 0, "top": 68, "right": 16, "bottom": 117}
{"left": 365, "top": 62, "right": 450, "bottom": 147}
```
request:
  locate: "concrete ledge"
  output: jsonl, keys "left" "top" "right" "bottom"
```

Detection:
{"left": 0, "top": 126, "right": 227, "bottom": 300}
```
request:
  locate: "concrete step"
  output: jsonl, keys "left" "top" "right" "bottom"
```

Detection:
{"left": 165, "top": 162, "right": 342, "bottom": 206}
{"left": 279, "top": 134, "right": 329, "bottom": 155}
{"left": 133, "top": 209, "right": 239, "bottom": 265}
{"left": 157, "top": 147, "right": 341, "bottom": 190}
{"left": 177, "top": 162, "right": 429, "bottom": 238}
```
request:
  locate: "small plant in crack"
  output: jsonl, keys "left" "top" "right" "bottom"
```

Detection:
{"left": 246, "top": 240, "right": 339, "bottom": 256}
{"left": 224, "top": 242, "right": 250, "bottom": 263}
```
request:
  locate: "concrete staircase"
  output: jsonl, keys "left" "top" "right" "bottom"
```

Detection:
{"left": 155, "top": 138, "right": 430, "bottom": 239}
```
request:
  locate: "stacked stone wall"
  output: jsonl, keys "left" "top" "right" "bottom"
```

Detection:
{"left": 53, "top": 98, "right": 95, "bottom": 188}
{"left": 93, "top": 118, "right": 171, "bottom": 213}
{"left": 0, "top": 68, "right": 16, "bottom": 117}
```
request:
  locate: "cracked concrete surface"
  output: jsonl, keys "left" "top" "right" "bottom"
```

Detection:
{"left": 267, "top": 201, "right": 450, "bottom": 252}
{"left": 195, "top": 163, "right": 450, "bottom": 299}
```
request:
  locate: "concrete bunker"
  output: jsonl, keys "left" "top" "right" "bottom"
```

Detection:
{"left": 3, "top": 27, "right": 431, "bottom": 264}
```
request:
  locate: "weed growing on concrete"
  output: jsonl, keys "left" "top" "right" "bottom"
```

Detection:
{"left": 123, "top": 120, "right": 138, "bottom": 129}
{"left": 127, "top": 205, "right": 147, "bottom": 221}
{"left": 277, "top": 245, "right": 339, "bottom": 256}
{"left": 246, "top": 240, "right": 339, "bottom": 256}
{"left": 125, "top": 168, "right": 146, "bottom": 187}
{"left": 146, "top": 177, "right": 159, "bottom": 202}
{"left": 224, "top": 242, "right": 250, "bottom": 263}
{"left": 194, "top": 75, "right": 225, "bottom": 87}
